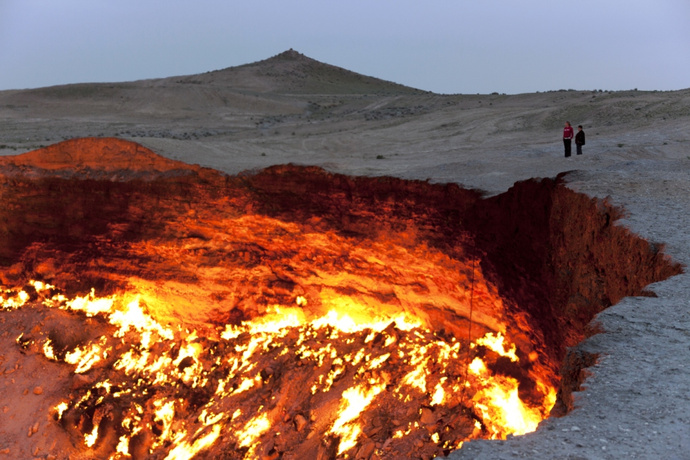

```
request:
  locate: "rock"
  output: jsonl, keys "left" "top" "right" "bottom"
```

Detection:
{"left": 381, "top": 438, "right": 393, "bottom": 451}
{"left": 294, "top": 414, "right": 308, "bottom": 432}
{"left": 261, "top": 366, "right": 275, "bottom": 382}
{"left": 420, "top": 408, "right": 436, "bottom": 425}
{"left": 316, "top": 437, "right": 339, "bottom": 460}
{"left": 129, "top": 429, "right": 154, "bottom": 459}
{"left": 356, "top": 440, "right": 376, "bottom": 459}
{"left": 71, "top": 373, "right": 95, "bottom": 390}
{"left": 32, "top": 386, "right": 43, "bottom": 395}
{"left": 27, "top": 422, "right": 39, "bottom": 437}
{"left": 365, "top": 425, "right": 382, "bottom": 436}
{"left": 177, "top": 356, "right": 195, "bottom": 371}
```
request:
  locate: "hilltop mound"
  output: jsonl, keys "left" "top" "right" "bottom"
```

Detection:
{"left": 174, "top": 49, "right": 426, "bottom": 95}
{"left": 0, "top": 50, "right": 427, "bottom": 127}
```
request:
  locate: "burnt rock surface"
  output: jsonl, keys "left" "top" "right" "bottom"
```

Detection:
{"left": 0, "top": 138, "right": 682, "bottom": 458}
{"left": 0, "top": 138, "right": 234, "bottom": 293}
{"left": 1, "top": 137, "right": 681, "bottom": 378}
{"left": 243, "top": 164, "right": 681, "bottom": 364}
{"left": 462, "top": 175, "right": 682, "bottom": 412}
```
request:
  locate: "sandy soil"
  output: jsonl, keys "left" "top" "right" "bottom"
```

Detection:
{"left": 1, "top": 50, "right": 689, "bottom": 459}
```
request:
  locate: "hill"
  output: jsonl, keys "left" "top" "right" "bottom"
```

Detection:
{"left": 175, "top": 49, "right": 427, "bottom": 95}
{"left": 0, "top": 49, "right": 424, "bottom": 114}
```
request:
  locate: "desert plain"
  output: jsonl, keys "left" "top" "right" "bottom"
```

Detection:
{"left": 1, "top": 50, "right": 690, "bottom": 459}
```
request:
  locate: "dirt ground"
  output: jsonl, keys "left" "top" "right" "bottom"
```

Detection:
{"left": 1, "top": 50, "right": 689, "bottom": 459}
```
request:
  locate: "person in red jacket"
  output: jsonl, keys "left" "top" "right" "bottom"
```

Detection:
{"left": 563, "top": 121, "right": 574, "bottom": 157}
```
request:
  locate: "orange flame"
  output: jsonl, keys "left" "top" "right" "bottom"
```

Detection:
{"left": 4, "top": 279, "right": 557, "bottom": 459}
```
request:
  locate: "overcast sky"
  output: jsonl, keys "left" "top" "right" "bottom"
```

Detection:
{"left": 1, "top": 0, "right": 689, "bottom": 94}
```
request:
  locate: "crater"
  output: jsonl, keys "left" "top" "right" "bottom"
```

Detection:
{"left": 0, "top": 138, "right": 681, "bottom": 459}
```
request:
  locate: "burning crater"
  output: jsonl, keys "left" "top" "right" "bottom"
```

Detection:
{"left": 0, "top": 138, "right": 680, "bottom": 459}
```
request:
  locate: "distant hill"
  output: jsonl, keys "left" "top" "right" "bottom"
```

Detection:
{"left": 0, "top": 49, "right": 427, "bottom": 128}
{"left": 173, "top": 49, "right": 427, "bottom": 95}
{"left": 4, "top": 49, "right": 425, "bottom": 104}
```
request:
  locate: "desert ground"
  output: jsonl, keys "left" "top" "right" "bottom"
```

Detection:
{"left": 1, "top": 50, "right": 690, "bottom": 459}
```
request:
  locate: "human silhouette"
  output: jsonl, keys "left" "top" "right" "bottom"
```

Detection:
{"left": 575, "top": 125, "right": 585, "bottom": 155}
{"left": 563, "top": 121, "right": 574, "bottom": 157}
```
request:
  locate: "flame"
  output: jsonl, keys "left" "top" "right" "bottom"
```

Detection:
{"left": 84, "top": 425, "right": 99, "bottom": 448}
{"left": 0, "top": 287, "right": 30, "bottom": 310}
{"left": 116, "top": 435, "right": 130, "bottom": 456}
{"left": 3, "top": 279, "right": 557, "bottom": 459}
{"left": 42, "top": 339, "right": 58, "bottom": 360}
{"left": 164, "top": 424, "right": 222, "bottom": 460}
{"left": 64, "top": 336, "right": 108, "bottom": 373}
{"left": 329, "top": 383, "right": 386, "bottom": 455}
{"left": 110, "top": 296, "right": 175, "bottom": 341}
{"left": 311, "top": 307, "right": 422, "bottom": 334}
{"left": 153, "top": 399, "right": 176, "bottom": 447}
{"left": 65, "top": 288, "right": 115, "bottom": 316}
{"left": 237, "top": 412, "right": 271, "bottom": 449}
{"left": 468, "top": 356, "right": 551, "bottom": 438}
{"left": 55, "top": 402, "right": 69, "bottom": 419}
{"left": 431, "top": 377, "right": 448, "bottom": 406}
{"left": 473, "top": 332, "right": 518, "bottom": 362}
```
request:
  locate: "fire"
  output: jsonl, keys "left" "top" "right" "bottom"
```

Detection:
{"left": 468, "top": 356, "right": 556, "bottom": 438}
{"left": 64, "top": 336, "right": 108, "bottom": 373}
{"left": 238, "top": 412, "right": 271, "bottom": 449}
{"left": 473, "top": 332, "right": 518, "bottom": 362}
{"left": 0, "top": 286, "right": 30, "bottom": 310}
{"left": 1, "top": 278, "right": 557, "bottom": 459}
{"left": 329, "top": 383, "right": 386, "bottom": 455}
{"left": 164, "top": 424, "right": 222, "bottom": 460}
{"left": 431, "top": 377, "right": 448, "bottom": 406}
{"left": 66, "top": 288, "right": 115, "bottom": 316}
{"left": 85, "top": 425, "right": 100, "bottom": 448}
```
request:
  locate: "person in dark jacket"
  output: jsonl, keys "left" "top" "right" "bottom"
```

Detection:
{"left": 563, "top": 121, "right": 574, "bottom": 157}
{"left": 575, "top": 125, "right": 585, "bottom": 155}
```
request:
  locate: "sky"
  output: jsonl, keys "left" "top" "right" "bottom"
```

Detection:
{"left": 1, "top": 0, "right": 689, "bottom": 94}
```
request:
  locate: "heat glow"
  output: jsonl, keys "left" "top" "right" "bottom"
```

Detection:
{"left": 2, "top": 279, "right": 556, "bottom": 459}
{"left": 1, "top": 141, "right": 680, "bottom": 459}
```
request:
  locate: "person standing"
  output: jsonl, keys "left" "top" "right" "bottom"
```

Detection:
{"left": 575, "top": 125, "right": 585, "bottom": 155}
{"left": 563, "top": 121, "right": 574, "bottom": 157}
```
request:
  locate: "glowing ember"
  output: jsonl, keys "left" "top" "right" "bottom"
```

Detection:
{"left": 330, "top": 383, "right": 386, "bottom": 454}
{"left": 2, "top": 279, "right": 556, "bottom": 459}
{"left": 64, "top": 337, "right": 108, "bottom": 374}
